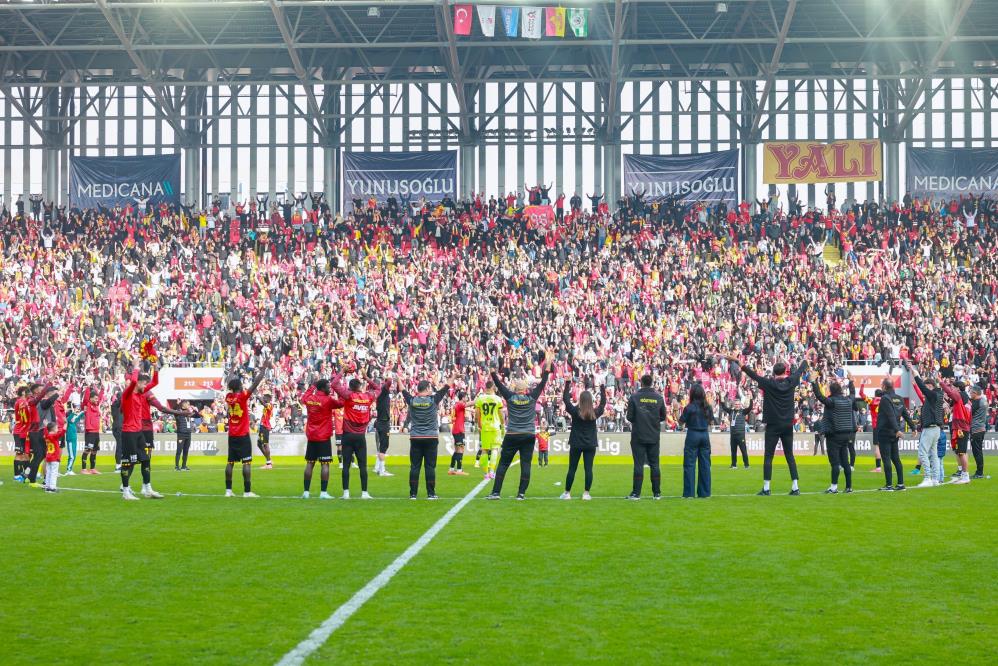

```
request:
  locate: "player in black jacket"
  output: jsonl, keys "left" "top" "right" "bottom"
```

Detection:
{"left": 625, "top": 374, "right": 666, "bottom": 499}
{"left": 727, "top": 353, "right": 810, "bottom": 496}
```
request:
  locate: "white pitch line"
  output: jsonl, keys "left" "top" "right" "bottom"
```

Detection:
{"left": 274, "top": 475, "right": 492, "bottom": 666}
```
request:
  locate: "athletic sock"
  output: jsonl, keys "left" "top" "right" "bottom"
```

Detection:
{"left": 875, "top": 458, "right": 882, "bottom": 468}
{"left": 242, "top": 465, "right": 251, "bottom": 492}
{"left": 320, "top": 476, "right": 328, "bottom": 492}
{"left": 763, "top": 480, "right": 771, "bottom": 491}
{"left": 791, "top": 479, "right": 799, "bottom": 491}
{"left": 456, "top": 452, "right": 463, "bottom": 470}
{"left": 829, "top": 484, "right": 838, "bottom": 491}
{"left": 89, "top": 453, "right": 97, "bottom": 469}
{"left": 449, "top": 453, "right": 456, "bottom": 469}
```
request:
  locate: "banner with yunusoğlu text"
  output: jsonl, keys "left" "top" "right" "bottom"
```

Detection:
{"left": 343, "top": 150, "right": 457, "bottom": 205}
{"left": 622, "top": 150, "right": 738, "bottom": 205}
{"left": 906, "top": 147, "right": 998, "bottom": 198}
{"left": 763, "top": 140, "right": 881, "bottom": 184}
{"left": 70, "top": 154, "right": 181, "bottom": 208}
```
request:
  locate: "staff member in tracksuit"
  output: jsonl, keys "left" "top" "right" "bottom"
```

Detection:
{"left": 727, "top": 354, "right": 810, "bottom": 496}
{"left": 724, "top": 394, "right": 752, "bottom": 469}
{"left": 110, "top": 389, "right": 123, "bottom": 471}
{"left": 679, "top": 384, "right": 715, "bottom": 498}
{"left": 486, "top": 350, "right": 553, "bottom": 501}
{"left": 902, "top": 359, "right": 944, "bottom": 488}
{"left": 174, "top": 401, "right": 193, "bottom": 471}
{"left": 969, "top": 386, "right": 988, "bottom": 479}
{"left": 626, "top": 374, "right": 666, "bottom": 500}
{"left": 402, "top": 379, "right": 450, "bottom": 499}
{"left": 812, "top": 379, "right": 857, "bottom": 494}
{"left": 874, "top": 378, "right": 916, "bottom": 491}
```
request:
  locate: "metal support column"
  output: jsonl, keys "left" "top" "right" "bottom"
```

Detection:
{"left": 41, "top": 88, "right": 61, "bottom": 204}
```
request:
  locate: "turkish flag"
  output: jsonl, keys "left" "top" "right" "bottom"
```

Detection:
{"left": 453, "top": 4, "right": 473, "bottom": 35}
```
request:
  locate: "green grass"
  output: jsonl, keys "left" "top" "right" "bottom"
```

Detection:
{"left": 0, "top": 454, "right": 995, "bottom": 665}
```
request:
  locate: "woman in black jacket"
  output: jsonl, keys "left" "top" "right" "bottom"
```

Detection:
{"left": 679, "top": 384, "right": 715, "bottom": 498}
{"left": 560, "top": 379, "right": 606, "bottom": 501}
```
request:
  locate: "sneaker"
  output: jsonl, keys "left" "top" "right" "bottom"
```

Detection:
{"left": 244, "top": 492, "right": 259, "bottom": 498}
{"left": 729, "top": 465, "right": 737, "bottom": 469}
{"left": 488, "top": 472, "right": 496, "bottom": 480}
{"left": 142, "top": 488, "right": 164, "bottom": 499}
{"left": 13, "top": 475, "right": 24, "bottom": 483}
{"left": 114, "top": 465, "right": 121, "bottom": 472}
{"left": 878, "top": 485, "right": 895, "bottom": 492}
{"left": 427, "top": 494, "right": 439, "bottom": 501}
{"left": 181, "top": 467, "right": 191, "bottom": 472}
{"left": 302, "top": 491, "right": 311, "bottom": 499}
{"left": 410, "top": 494, "right": 418, "bottom": 500}
{"left": 627, "top": 493, "right": 640, "bottom": 500}
{"left": 453, "top": 470, "right": 469, "bottom": 476}
{"left": 824, "top": 488, "right": 838, "bottom": 494}
{"left": 122, "top": 487, "right": 139, "bottom": 501}
{"left": 910, "top": 468, "right": 921, "bottom": 476}
{"left": 225, "top": 489, "right": 236, "bottom": 497}
{"left": 380, "top": 470, "right": 395, "bottom": 477}
{"left": 351, "top": 462, "right": 359, "bottom": 469}
{"left": 560, "top": 492, "right": 571, "bottom": 500}
{"left": 951, "top": 470, "right": 962, "bottom": 478}
{"left": 474, "top": 460, "right": 481, "bottom": 468}
{"left": 844, "top": 488, "right": 854, "bottom": 494}
{"left": 44, "top": 487, "right": 57, "bottom": 493}
{"left": 743, "top": 465, "right": 750, "bottom": 469}
{"left": 64, "top": 470, "right": 76, "bottom": 476}
{"left": 447, "top": 469, "right": 457, "bottom": 476}
{"left": 515, "top": 494, "right": 525, "bottom": 501}
{"left": 338, "top": 462, "right": 343, "bottom": 469}
{"left": 361, "top": 491, "right": 372, "bottom": 500}
{"left": 582, "top": 492, "right": 592, "bottom": 501}
{"left": 871, "top": 467, "right": 882, "bottom": 473}
{"left": 342, "top": 490, "right": 350, "bottom": 500}
{"left": 175, "top": 467, "right": 181, "bottom": 472}
{"left": 91, "top": 469, "right": 102, "bottom": 475}
{"left": 485, "top": 493, "right": 500, "bottom": 500}
{"left": 320, "top": 492, "right": 334, "bottom": 499}
{"left": 952, "top": 475, "right": 970, "bottom": 485}
{"left": 653, "top": 494, "right": 662, "bottom": 500}
{"left": 971, "top": 473, "right": 985, "bottom": 479}
{"left": 260, "top": 462, "right": 273, "bottom": 470}
{"left": 894, "top": 484, "right": 906, "bottom": 491}
{"left": 916, "top": 478, "right": 934, "bottom": 488}
{"left": 789, "top": 489, "right": 800, "bottom": 496}
{"left": 757, "top": 489, "right": 771, "bottom": 496}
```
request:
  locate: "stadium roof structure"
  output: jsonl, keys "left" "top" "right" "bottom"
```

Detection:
{"left": 2, "top": 1, "right": 997, "bottom": 91}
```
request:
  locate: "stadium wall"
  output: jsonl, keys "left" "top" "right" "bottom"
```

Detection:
{"left": 3, "top": 433, "right": 997, "bottom": 458}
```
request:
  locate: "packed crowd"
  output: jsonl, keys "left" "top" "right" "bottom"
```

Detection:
{"left": 1, "top": 185, "right": 997, "bottom": 435}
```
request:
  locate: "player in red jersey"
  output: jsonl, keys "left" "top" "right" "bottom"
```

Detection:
{"left": 257, "top": 394, "right": 275, "bottom": 469}
{"left": 119, "top": 370, "right": 155, "bottom": 500}
{"left": 448, "top": 391, "right": 469, "bottom": 476}
{"left": 12, "top": 386, "right": 31, "bottom": 482}
{"left": 81, "top": 385, "right": 105, "bottom": 474}
{"left": 332, "top": 368, "right": 386, "bottom": 499}
{"left": 25, "top": 382, "right": 54, "bottom": 486}
{"left": 300, "top": 378, "right": 345, "bottom": 499}
{"left": 220, "top": 360, "right": 271, "bottom": 497}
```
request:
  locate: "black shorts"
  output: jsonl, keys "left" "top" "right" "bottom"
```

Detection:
{"left": 954, "top": 432, "right": 969, "bottom": 454}
{"left": 335, "top": 434, "right": 343, "bottom": 447}
{"left": 13, "top": 434, "right": 26, "bottom": 455}
{"left": 84, "top": 432, "right": 101, "bottom": 451}
{"left": 228, "top": 434, "right": 253, "bottom": 463}
{"left": 143, "top": 429, "right": 155, "bottom": 449}
{"left": 305, "top": 439, "right": 333, "bottom": 463}
{"left": 258, "top": 427, "right": 271, "bottom": 445}
{"left": 121, "top": 431, "right": 150, "bottom": 465}
{"left": 453, "top": 433, "right": 465, "bottom": 446}
{"left": 376, "top": 429, "right": 390, "bottom": 454}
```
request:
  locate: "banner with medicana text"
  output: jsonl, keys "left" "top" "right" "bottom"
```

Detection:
{"left": 70, "top": 154, "right": 181, "bottom": 208}
{"left": 906, "top": 147, "right": 998, "bottom": 197}
{"left": 763, "top": 140, "right": 882, "bottom": 184}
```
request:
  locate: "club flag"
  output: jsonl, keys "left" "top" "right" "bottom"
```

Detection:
{"left": 477, "top": 5, "right": 497, "bottom": 37}
{"left": 501, "top": 7, "right": 520, "bottom": 37}
{"left": 453, "top": 4, "right": 473, "bottom": 35}
{"left": 522, "top": 6, "right": 543, "bottom": 39}
{"left": 545, "top": 7, "right": 566, "bottom": 37}
{"left": 568, "top": 7, "right": 590, "bottom": 37}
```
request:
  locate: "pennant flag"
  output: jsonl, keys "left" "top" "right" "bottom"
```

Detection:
{"left": 568, "top": 7, "right": 590, "bottom": 37}
{"left": 501, "top": 6, "right": 520, "bottom": 37}
{"left": 521, "top": 6, "right": 543, "bottom": 39}
{"left": 453, "top": 4, "right": 473, "bottom": 36}
{"left": 477, "top": 5, "right": 497, "bottom": 38}
{"left": 545, "top": 7, "right": 566, "bottom": 37}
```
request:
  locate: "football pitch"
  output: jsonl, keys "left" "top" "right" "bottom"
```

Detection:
{"left": 1, "top": 455, "right": 995, "bottom": 665}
